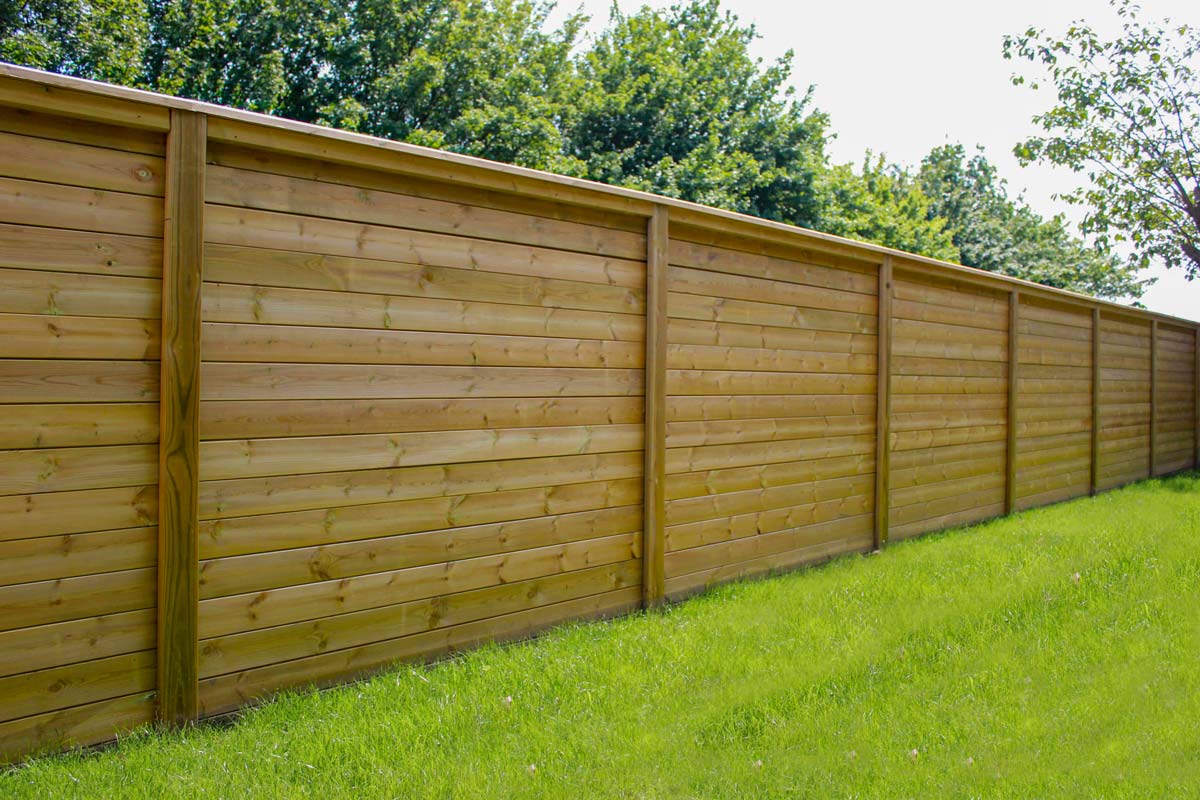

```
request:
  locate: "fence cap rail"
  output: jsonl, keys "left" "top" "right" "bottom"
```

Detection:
{"left": 0, "top": 61, "right": 1195, "bottom": 331}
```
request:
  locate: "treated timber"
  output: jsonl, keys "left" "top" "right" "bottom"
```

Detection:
{"left": 1006, "top": 290, "right": 1019, "bottom": 515}
{"left": 874, "top": 256, "right": 891, "bottom": 550}
{"left": 1091, "top": 308, "right": 1101, "bottom": 495}
{"left": 1150, "top": 320, "right": 1159, "bottom": 477}
{"left": 157, "top": 109, "right": 205, "bottom": 725}
{"left": 643, "top": 206, "right": 668, "bottom": 607}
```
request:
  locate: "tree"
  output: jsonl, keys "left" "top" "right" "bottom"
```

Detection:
{"left": 0, "top": 0, "right": 148, "bottom": 84}
{"left": 919, "top": 144, "right": 1149, "bottom": 299}
{"left": 818, "top": 154, "right": 959, "bottom": 262}
{"left": 562, "top": 0, "right": 829, "bottom": 227}
{"left": 1004, "top": 0, "right": 1200, "bottom": 280}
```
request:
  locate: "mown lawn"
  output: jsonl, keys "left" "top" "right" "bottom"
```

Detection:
{"left": 4, "top": 472, "right": 1200, "bottom": 798}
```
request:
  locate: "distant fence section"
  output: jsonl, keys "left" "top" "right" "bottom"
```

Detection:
{"left": 0, "top": 64, "right": 1197, "bottom": 762}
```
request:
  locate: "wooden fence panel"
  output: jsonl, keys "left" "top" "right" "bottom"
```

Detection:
{"left": 1013, "top": 298, "right": 1094, "bottom": 510}
{"left": 0, "top": 110, "right": 163, "bottom": 759}
{"left": 1155, "top": 324, "right": 1198, "bottom": 475}
{"left": 0, "top": 66, "right": 1198, "bottom": 764}
{"left": 887, "top": 270, "right": 1009, "bottom": 539}
{"left": 193, "top": 148, "right": 645, "bottom": 716}
{"left": 1096, "top": 314, "right": 1153, "bottom": 490}
{"left": 660, "top": 230, "right": 878, "bottom": 598}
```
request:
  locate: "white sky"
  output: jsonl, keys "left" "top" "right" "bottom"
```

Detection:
{"left": 548, "top": 0, "right": 1199, "bottom": 321}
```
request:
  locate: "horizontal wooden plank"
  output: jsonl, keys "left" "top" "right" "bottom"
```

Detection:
{"left": 0, "top": 130, "right": 164, "bottom": 196}
{"left": 205, "top": 204, "right": 644, "bottom": 289}
{"left": 0, "top": 403, "right": 156, "bottom": 449}
{"left": 0, "top": 444, "right": 156, "bottom": 496}
{"left": 200, "top": 363, "right": 643, "bottom": 401}
{"left": 892, "top": 276, "right": 1008, "bottom": 315}
{"left": 667, "top": 318, "right": 877, "bottom": 354}
{"left": 891, "top": 408, "right": 1007, "bottom": 432}
{"left": 207, "top": 141, "right": 646, "bottom": 234}
{"left": 200, "top": 423, "right": 642, "bottom": 481}
{"left": 890, "top": 439, "right": 1007, "bottom": 471}
{"left": 0, "top": 650, "right": 153, "bottom": 726}
{"left": 891, "top": 424, "right": 1006, "bottom": 452}
{"left": 891, "top": 375, "right": 1008, "bottom": 395}
{"left": 891, "top": 393, "right": 1006, "bottom": 413}
{"left": 667, "top": 343, "right": 874, "bottom": 374}
{"left": 667, "top": 370, "right": 874, "bottom": 396}
{"left": 199, "top": 477, "right": 642, "bottom": 559}
{"left": 665, "top": 452, "right": 872, "bottom": 501}
{"left": 666, "top": 494, "right": 873, "bottom": 553}
{"left": 0, "top": 313, "right": 158, "bottom": 360}
{"left": 0, "top": 526, "right": 155, "bottom": 586}
{"left": 669, "top": 291, "right": 876, "bottom": 334}
{"left": 667, "top": 394, "right": 876, "bottom": 422}
{"left": 667, "top": 238, "right": 878, "bottom": 294}
{"left": 0, "top": 608, "right": 154, "bottom": 678}
{"left": 667, "top": 265, "right": 875, "bottom": 315}
{"left": 666, "top": 473, "right": 874, "bottom": 527}
{"left": 893, "top": 317, "right": 1007, "bottom": 348}
{"left": 891, "top": 471, "right": 1005, "bottom": 510}
{"left": 889, "top": 486, "right": 1004, "bottom": 527}
{"left": 0, "top": 222, "right": 160, "bottom": 279}
{"left": 666, "top": 414, "right": 873, "bottom": 448}
{"left": 202, "top": 281, "right": 643, "bottom": 342}
{"left": 0, "top": 485, "right": 156, "bottom": 541}
{"left": 200, "top": 532, "right": 638, "bottom": 632}
{"left": 200, "top": 396, "right": 643, "bottom": 441}
{"left": 0, "top": 267, "right": 159, "bottom": 319}
{"left": 667, "top": 513, "right": 871, "bottom": 579}
{"left": 0, "top": 690, "right": 155, "bottom": 764}
{"left": 889, "top": 502, "right": 1004, "bottom": 541}
{"left": 892, "top": 297, "right": 1007, "bottom": 330}
{"left": 200, "top": 450, "right": 642, "bottom": 520}
{"left": 206, "top": 164, "right": 647, "bottom": 260}
{"left": 0, "top": 567, "right": 153, "bottom": 631}
{"left": 0, "top": 176, "right": 161, "bottom": 237}
{"left": 202, "top": 322, "right": 642, "bottom": 369}
{"left": 666, "top": 433, "right": 875, "bottom": 474}
{"left": 199, "top": 505, "right": 641, "bottom": 601}
{"left": 891, "top": 356, "right": 1007, "bottom": 378}
{"left": 0, "top": 106, "right": 164, "bottom": 155}
{"left": 198, "top": 560, "right": 639, "bottom": 679}
{"left": 204, "top": 242, "right": 643, "bottom": 314}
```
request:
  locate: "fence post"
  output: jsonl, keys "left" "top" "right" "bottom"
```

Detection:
{"left": 873, "top": 256, "right": 892, "bottom": 550}
{"left": 642, "top": 205, "right": 668, "bottom": 607}
{"left": 1005, "top": 290, "right": 1020, "bottom": 514}
{"left": 1091, "top": 308, "right": 1101, "bottom": 495}
{"left": 1149, "top": 320, "right": 1158, "bottom": 478}
{"left": 1195, "top": 327, "right": 1200, "bottom": 469}
{"left": 157, "top": 109, "right": 205, "bottom": 725}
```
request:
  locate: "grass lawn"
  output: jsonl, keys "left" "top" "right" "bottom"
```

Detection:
{"left": 4, "top": 472, "right": 1200, "bottom": 798}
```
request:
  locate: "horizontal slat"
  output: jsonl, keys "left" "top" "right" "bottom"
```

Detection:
{"left": 667, "top": 394, "right": 875, "bottom": 422}
{"left": 669, "top": 291, "right": 876, "bottom": 334}
{"left": 666, "top": 514, "right": 872, "bottom": 577}
{"left": 667, "top": 238, "right": 877, "bottom": 294}
{"left": 665, "top": 452, "right": 872, "bottom": 501}
{"left": 205, "top": 204, "right": 644, "bottom": 289}
{"left": 666, "top": 494, "right": 873, "bottom": 553}
{"left": 0, "top": 526, "right": 155, "bottom": 586}
{"left": 200, "top": 363, "right": 643, "bottom": 401}
{"left": 0, "top": 267, "right": 159, "bottom": 319}
{"left": 0, "top": 313, "right": 157, "bottom": 359}
{"left": 666, "top": 473, "right": 874, "bottom": 527}
{"left": 0, "top": 609, "right": 154, "bottom": 678}
{"left": 666, "top": 433, "right": 874, "bottom": 474}
{"left": 0, "top": 130, "right": 164, "bottom": 196}
{"left": 667, "top": 370, "right": 874, "bottom": 396}
{"left": 206, "top": 164, "right": 647, "bottom": 260}
{"left": 200, "top": 450, "right": 642, "bottom": 519}
{"left": 0, "top": 444, "right": 156, "bottom": 496}
{"left": 0, "top": 567, "right": 153, "bottom": 631}
{"left": 666, "top": 414, "right": 873, "bottom": 448}
{"left": 199, "top": 477, "right": 642, "bottom": 558}
{"left": 0, "top": 223, "right": 160, "bottom": 279}
{"left": 0, "top": 690, "right": 155, "bottom": 764}
{"left": 667, "top": 265, "right": 874, "bottom": 315}
{"left": 0, "top": 485, "right": 156, "bottom": 541}
{"left": 0, "top": 650, "right": 153, "bottom": 726}
{"left": 0, "top": 176, "right": 160, "bottom": 237}
{"left": 667, "top": 318, "right": 876, "bottom": 354}
{"left": 0, "top": 403, "right": 157, "bottom": 449}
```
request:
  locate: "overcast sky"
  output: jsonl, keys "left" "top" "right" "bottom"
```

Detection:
{"left": 549, "top": 0, "right": 1199, "bottom": 321}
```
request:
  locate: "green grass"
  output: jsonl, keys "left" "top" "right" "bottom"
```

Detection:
{"left": 5, "top": 473, "right": 1200, "bottom": 798}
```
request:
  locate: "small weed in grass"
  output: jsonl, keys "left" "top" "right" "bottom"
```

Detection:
{"left": 4, "top": 473, "right": 1199, "bottom": 798}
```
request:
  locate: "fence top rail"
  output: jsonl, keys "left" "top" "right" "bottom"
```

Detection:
{"left": 0, "top": 61, "right": 1196, "bottom": 331}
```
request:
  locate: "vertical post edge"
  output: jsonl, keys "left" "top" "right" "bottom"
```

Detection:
{"left": 157, "top": 109, "right": 206, "bottom": 725}
{"left": 1005, "top": 290, "right": 1019, "bottom": 515}
{"left": 873, "top": 257, "right": 892, "bottom": 550}
{"left": 642, "top": 205, "right": 668, "bottom": 607}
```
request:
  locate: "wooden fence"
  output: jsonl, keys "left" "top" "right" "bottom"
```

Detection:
{"left": 0, "top": 64, "right": 1197, "bottom": 762}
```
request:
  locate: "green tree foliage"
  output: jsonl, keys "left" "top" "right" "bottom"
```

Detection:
{"left": 0, "top": 0, "right": 1153, "bottom": 298}
{"left": 919, "top": 144, "right": 1150, "bottom": 298}
{"left": 1005, "top": 0, "right": 1200, "bottom": 280}
{"left": 561, "top": 0, "right": 828, "bottom": 226}
{"left": 817, "top": 155, "right": 958, "bottom": 262}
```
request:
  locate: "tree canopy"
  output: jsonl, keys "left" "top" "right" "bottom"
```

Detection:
{"left": 1005, "top": 0, "right": 1199, "bottom": 280}
{"left": 0, "top": 0, "right": 1156, "bottom": 299}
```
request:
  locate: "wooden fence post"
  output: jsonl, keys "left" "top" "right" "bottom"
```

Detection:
{"left": 157, "top": 109, "right": 205, "bottom": 724}
{"left": 1149, "top": 320, "right": 1158, "bottom": 478}
{"left": 873, "top": 257, "right": 892, "bottom": 550}
{"left": 642, "top": 205, "right": 668, "bottom": 607}
{"left": 1005, "top": 290, "right": 1020, "bottom": 514}
{"left": 1091, "top": 308, "right": 1101, "bottom": 495}
{"left": 1195, "top": 328, "right": 1200, "bottom": 469}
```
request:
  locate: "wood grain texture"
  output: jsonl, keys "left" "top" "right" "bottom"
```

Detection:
{"left": 1092, "top": 308, "right": 1101, "bottom": 494}
{"left": 875, "top": 257, "right": 891, "bottom": 549}
{"left": 157, "top": 109, "right": 205, "bottom": 725}
{"left": 643, "top": 206, "right": 668, "bottom": 607}
{"left": 1006, "top": 290, "right": 1019, "bottom": 515}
